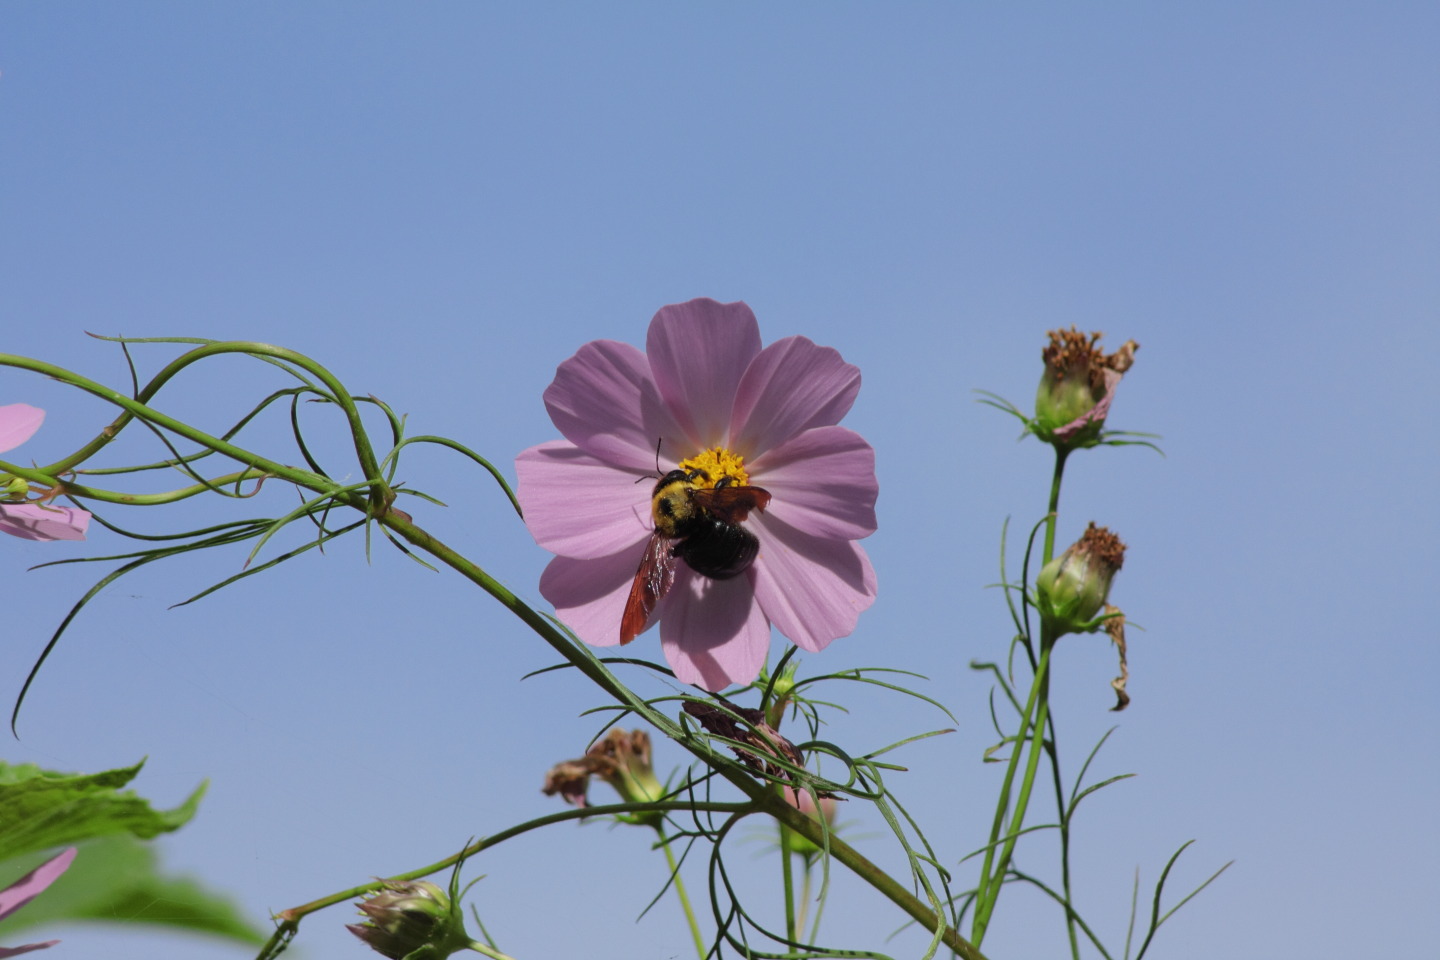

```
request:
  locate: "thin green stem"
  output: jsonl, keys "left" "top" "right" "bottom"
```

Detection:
{"left": 0, "top": 466, "right": 271, "bottom": 507}
{"left": 805, "top": 858, "right": 830, "bottom": 945}
{"left": 1047, "top": 714, "right": 1082, "bottom": 960}
{"left": 1041, "top": 446, "right": 1081, "bottom": 956}
{"left": 974, "top": 446, "right": 1072, "bottom": 945}
{"left": 1042, "top": 447, "right": 1070, "bottom": 562}
{"left": 657, "top": 827, "right": 708, "bottom": 960}
{"left": 971, "top": 642, "right": 1054, "bottom": 944}
{"left": 794, "top": 858, "right": 813, "bottom": 940}
{"left": 0, "top": 353, "right": 334, "bottom": 491}
{"left": 258, "top": 800, "right": 745, "bottom": 960}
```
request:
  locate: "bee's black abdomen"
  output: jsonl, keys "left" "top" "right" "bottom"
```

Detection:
{"left": 674, "top": 518, "right": 759, "bottom": 580}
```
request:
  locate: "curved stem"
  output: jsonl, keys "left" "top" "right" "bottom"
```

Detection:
{"left": 258, "top": 800, "right": 747, "bottom": 960}
{"left": 0, "top": 463, "right": 270, "bottom": 506}
{"left": 0, "top": 353, "right": 334, "bottom": 491}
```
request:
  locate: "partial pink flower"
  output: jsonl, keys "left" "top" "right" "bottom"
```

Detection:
{"left": 516, "top": 299, "right": 877, "bottom": 691}
{"left": 0, "top": 846, "right": 76, "bottom": 957}
{"left": 0, "top": 404, "right": 89, "bottom": 543}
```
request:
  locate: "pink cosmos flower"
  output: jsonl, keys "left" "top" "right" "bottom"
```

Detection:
{"left": 0, "top": 404, "right": 90, "bottom": 542}
{"left": 516, "top": 299, "right": 877, "bottom": 691}
{"left": 0, "top": 847, "right": 76, "bottom": 957}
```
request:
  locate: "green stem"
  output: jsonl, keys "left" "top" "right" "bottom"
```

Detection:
{"left": 1042, "top": 446, "right": 1081, "bottom": 957}
{"left": 971, "top": 641, "right": 1054, "bottom": 943}
{"left": 0, "top": 353, "right": 335, "bottom": 491}
{"left": 0, "top": 463, "right": 270, "bottom": 506}
{"left": 258, "top": 800, "right": 745, "bottom": 960}
{"left": 973, "top": 446, "right": 1072, "bottom": 945}
{"left": 1042, "top": 447, "right": 1070, "bottom": 562}
{"left": 806, "top": 858, "right": 829, "bottom": 945}
{"left": 376, "top": 512, "right": 989, "bottom": 960}
{"left": 1049, "top": 715, "right": 1081, "bottom": 960}
{"left": 656, "top": 827, "right": 708, "bottom": 960}
{"left": 797, "top": 856, "right": 828, "bottom": 944}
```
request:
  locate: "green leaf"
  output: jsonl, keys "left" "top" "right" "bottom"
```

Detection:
{"left": 0, "top": 833, "right": 265, "bottom": 946}
{"left": 0, "top": 759, "right": 203, "bottom": 860}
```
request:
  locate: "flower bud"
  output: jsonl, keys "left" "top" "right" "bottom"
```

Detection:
{"left": 347, "top": 879, "right": 471, "bottom": 959}
{"left": 1036, "top": 523, "right": 1126, "bottom": 638}
{"left": 1034, "top": 328, "right": 1138, "bottom": 449}
{"left": 780, "top": 786, "right": 840, "bottom": 862}
{"left": 757, "top": 660, "right": 800, "bottom": 728}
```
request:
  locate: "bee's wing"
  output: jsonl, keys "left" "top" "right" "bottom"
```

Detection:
{"left": 620, "top": 533, "right": 678, "bottom": 644}
{"left": 692, "top": 485, "right": 771, "bottom": 524}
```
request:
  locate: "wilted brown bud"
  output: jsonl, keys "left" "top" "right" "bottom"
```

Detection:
{"left": 683, "top": 697, "right": 806, "bottom": 783}
{"left": 542, "top": 729, "right": 665, "bottom": 824}
{"left": 1105, "top": 605, "right": 1131, "bottom": 711}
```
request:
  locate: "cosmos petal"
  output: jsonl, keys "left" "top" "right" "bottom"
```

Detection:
{"left": 0, "top": 505, "right": 90, "bottom": 542}
{"left": 543, "top": 339, "right": 687, "bottom": 471}
{"left": 539, "top": 548, "right": 649, "bottom": 649}
{"left": 729, "top": 337, "right": 860, "bottom": 456}
{"left": 752, "top": 517, "right": 876, "bottom": 653}
{"left": 516, "top": 442, "right": 650, "bottom": 559}
{"left": 647, "top": 299, "right": 762, "bottom": 449}
{"left": 750, "top": 426, "right": 877, "bottom": 540}
{"left": 0, "top": 405, "right": 45, "bottom": 455}
{"left": 660, "top": 569, "right": 772, "bottom": 690}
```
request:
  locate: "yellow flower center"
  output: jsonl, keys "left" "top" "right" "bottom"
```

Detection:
{"left": 676, "top": 447, "right": 751, "bottom": 488}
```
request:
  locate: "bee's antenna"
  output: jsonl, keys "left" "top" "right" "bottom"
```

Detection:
{"left": 635, "top": 437, "right": 664, "bottom": 484}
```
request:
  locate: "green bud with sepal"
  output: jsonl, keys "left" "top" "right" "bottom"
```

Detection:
{"left": 348, "top": 877, "right": 474, "bottom": 959}
{"left": 1033, "top": 327, "right": 1138, "bottom": 450}
{"left": 1036, "top": 523, "right": 1126, "bottom": 638}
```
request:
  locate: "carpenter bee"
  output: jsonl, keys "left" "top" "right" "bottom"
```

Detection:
{"left": 619, "top": 467, "right": 771, "bottom": 644}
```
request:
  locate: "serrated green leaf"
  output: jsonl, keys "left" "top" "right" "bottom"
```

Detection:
{"left": 0, "top": 759, "right": 204, "bottom": 861}
{"left": 0, "top": 833, "right": 265, "bottom": 946}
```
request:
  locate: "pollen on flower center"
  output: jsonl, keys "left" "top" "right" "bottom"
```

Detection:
{"left": 678, "top": 447, "right": 751, "bottom": 488}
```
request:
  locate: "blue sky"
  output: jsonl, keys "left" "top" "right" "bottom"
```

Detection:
{"left": 2, "top": 3, "right": 1437, "bottom": 958}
